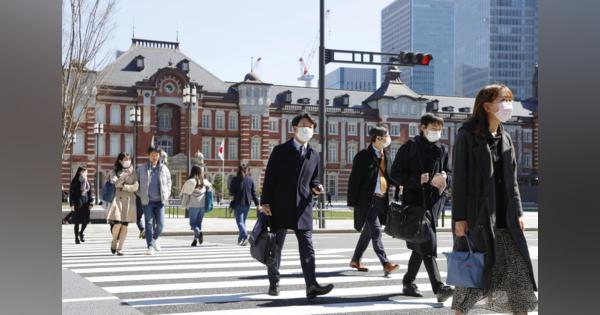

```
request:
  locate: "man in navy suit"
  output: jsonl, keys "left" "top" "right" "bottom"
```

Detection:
{"left": 260, "top": 112, "right": 334, "bottom": 299}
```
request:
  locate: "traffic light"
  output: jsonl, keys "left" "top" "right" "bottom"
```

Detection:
{"left": 398, "top": 52, "right": 433, "bottom": 66}
{"left": 325, "top": 49, "right": 334, "bottom": 64}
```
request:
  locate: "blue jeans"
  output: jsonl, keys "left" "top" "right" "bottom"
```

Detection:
{"left": 234, "top": 206, "right": 250, "bottom": 242}
{"left": 144, "top": 201, "right": 165, "bottom": 247}
{"left": 188, "top": 207, "right": 205, "bottom": 239}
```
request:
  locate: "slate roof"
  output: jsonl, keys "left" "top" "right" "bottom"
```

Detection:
{"left": 100, "top": 39, "right": 229, "bottom": 92}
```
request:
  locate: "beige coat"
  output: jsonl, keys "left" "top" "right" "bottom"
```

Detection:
{"left": 106, "top": 167, "right": 139, "bottom": 223}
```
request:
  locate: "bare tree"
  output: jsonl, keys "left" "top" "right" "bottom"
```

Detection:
{"left": 61, "top": 0, "right": 116, "bottom": 159}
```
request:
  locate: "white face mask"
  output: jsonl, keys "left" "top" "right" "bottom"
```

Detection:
{"left": 382, "top": 136, "right": 391, "bottom": 148}
{"left": 425, "top": 130, "right": 442, "bottom": 143}
{"left": 296, "top": 127, "right": 314, "bottom": 142}
{"left": 494, "top": 101, "right": 513, "bottom": 123}
{"left": 121, "top": 160, "right": 131, "bottom": 168}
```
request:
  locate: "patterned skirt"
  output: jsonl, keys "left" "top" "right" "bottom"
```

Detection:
{"left": 451, "top": 228, "right": 538, "bottom": 314}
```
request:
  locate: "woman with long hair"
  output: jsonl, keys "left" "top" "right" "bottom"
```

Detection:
{"left": 69, "top": 166, "right": 93, "bottom": 244}
{"left": 450, "top": 84, "right": 537, "bottom": 314}
{"left": 105, "top": 153, "right": 139, "bottom": 255}
{"left": 180, "top": 166, "right": 212, "bottom": 246}
{"left": 229, "top": 165, "right": 259, "bottom": 246}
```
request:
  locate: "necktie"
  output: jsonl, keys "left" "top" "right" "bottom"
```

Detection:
{"left": 299, "top": 145, "right": 305, "bottom": 159}
{"left": 379, "top": 151, "right": 387, "bottom": 193}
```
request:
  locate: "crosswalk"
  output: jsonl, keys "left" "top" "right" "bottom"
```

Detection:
{"left": 62, "top": 229, "right": 538, "bottom": 315}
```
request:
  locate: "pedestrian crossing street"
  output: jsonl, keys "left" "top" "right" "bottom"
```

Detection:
{"left": 62, "top": 229, "right": 538, "bottom": 315}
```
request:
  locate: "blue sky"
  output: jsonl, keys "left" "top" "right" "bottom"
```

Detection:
{"left": 100, "top": 0, "right": 394, "bottom": 86}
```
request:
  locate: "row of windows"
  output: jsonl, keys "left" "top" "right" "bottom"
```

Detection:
{"left": 343, "top": 81, "right": 375, "bottom": 91}
{"left": 94, "top": 105, "right": 137, "bottom": 126}
{"left": 201, "top": 137, "right": 239, "bottom": 160}
{"left": 71, "top": 132, "right": 133, "bottom": 157}
{"left": 72, "top": 131, "right": 533, "bottom": 167}
{"left": 94, "top": 105, "right": 242, "bottom": 131}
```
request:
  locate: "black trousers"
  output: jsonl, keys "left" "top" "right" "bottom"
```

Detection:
{"left": 402, "top": 250, "right": 443, "bottom": 294}
{"left": 267, "top": 228, "right": 317, "bottom": 287}
{"left": 351, "top": 196, "right": 389, "bottom": 266}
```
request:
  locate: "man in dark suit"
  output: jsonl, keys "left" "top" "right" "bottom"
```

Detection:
{"left": 260, "top": 112, "right": 334, "bottom": 299}
{"left": 347, "top": 125, "right": 400, "bottom": 276}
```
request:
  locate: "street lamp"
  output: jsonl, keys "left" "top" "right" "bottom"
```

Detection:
{"left": 183, "top": 83, "right": 197, "bottom": 175}
{"left": 129, "top": 105, "right": 141, "bottom": 165}
{"left": 93, "top": 123, "right": 104, "bottom": 204}
{"left": 70, "top": 132, "right": 77, "bottom": 174}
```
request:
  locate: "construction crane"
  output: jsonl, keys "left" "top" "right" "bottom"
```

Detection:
{"left": 298, "top": 9, "right": 330, "bottom": 87}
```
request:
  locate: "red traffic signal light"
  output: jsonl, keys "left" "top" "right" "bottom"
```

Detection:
{"left": 397, "top": 52, "right": 433, "bottom": 66}
{"left": 418, "top": 53, "right": 433, "bottom": 65}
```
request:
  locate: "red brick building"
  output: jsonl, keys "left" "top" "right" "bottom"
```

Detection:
{"left": 62, "top": 38, "right": 537, "bottom": 201}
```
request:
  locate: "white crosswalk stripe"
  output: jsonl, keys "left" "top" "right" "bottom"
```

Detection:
{"left": 63, "top": 229, "right": 538, "bottom": 314}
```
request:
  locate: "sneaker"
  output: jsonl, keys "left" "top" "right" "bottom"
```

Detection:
{"left": 240, "top": 237, "right": 249, "bottom": 246}
{"left": 138, "top": 229, "right": 145, "bottom": 239}
{"left": 191, "top": 239, "right": 198, "bottom": 247}
{"left": 198, "top": 232, "right": 204, "bottom": 245}
{"left": 152, "top": 240, "right": 161, "bottom": 252}
{"left": 146, "top": 247, "right": 155, "bottom": 255}
{"left": 436, "top": 285, "right": 454, "bottom": 303}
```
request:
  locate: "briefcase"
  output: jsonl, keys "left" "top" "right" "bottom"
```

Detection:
{"left": 249, "top": 213, "right": 278, "bottom": 266}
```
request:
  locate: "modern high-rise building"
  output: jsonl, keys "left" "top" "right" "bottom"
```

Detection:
{"left": 325, "top": 67, "right": 377, "bottom": 92}
{"left": 381, "top": 0, "right": 455, "bottom": 96}
{"left": 454, "top": 0, "right": 538, "bottom": 100}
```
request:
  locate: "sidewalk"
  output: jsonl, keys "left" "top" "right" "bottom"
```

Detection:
{"left": 61, "top": 207, "right": 538, "bottom": 235}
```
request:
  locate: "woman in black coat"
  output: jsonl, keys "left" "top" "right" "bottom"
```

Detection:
{"left": 229, "top": 164, "right": 259, "bottom": 246}
{"left": 69, "top": 166, "right": 93, "bottom": 244}
{"left": 391, "top": 113, "right": 454, "bottom": 303}
{"left": 451, "top": 84, "right": 537, "bottom": 314}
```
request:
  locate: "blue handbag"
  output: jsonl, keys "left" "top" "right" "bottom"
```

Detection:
{"left": 101, "top": 181, "right": 116, "bottom": 204}
{"left": 204, "top": 189, "right": 214, "bottom": 213}
{"left": 443, "top": 235, "right": 485, "bottom": 288}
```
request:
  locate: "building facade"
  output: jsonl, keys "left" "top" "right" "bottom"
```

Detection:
{"left": 381, "top": 0, "right": 455, "bottom": 96}
{"left": 62, "top": 38, "right": 537, "bottom": 201}
{"left": 454, "top": 0, "right": 538, "bottom": 100}
{"left": 325, "top": 67, "right": 377, "bottom": 92}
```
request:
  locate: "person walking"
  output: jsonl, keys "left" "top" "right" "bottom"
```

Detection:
{"left": 390, "top": 113, "right": 454, "bottom": 302}
{"left": 136, "top": 145, "right": 172, "bottom": 255}
{"left": 69, "top": 166, "right": 93, "bottom": 244}
{"left": 180, "top": 166, "right": 213, "bottom": 247}
{"left": 326, "top": 192, "right": 332, "bottom": 208}
{"left": 450, "top": 84, "right": 537, "bottom": 314}
{"left": 229, "top": 165, "right": 259, "bottom": 246}
{"left": 259, "top": 112, "right": 334, "bottom": 299}
{"left": 347, "top": 125, "right": 400, "bottom": 276}
{"left": 105, "top": 153, "right": 139, "bottom": 255}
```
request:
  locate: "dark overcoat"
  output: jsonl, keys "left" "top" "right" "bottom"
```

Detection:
{"left": 451, "top": 121, "right": 537, "bottom": 292}
{"left": 347, "top": 145, "right": 396, "bottom": 231}
{"left": 260, "top": 138, "right": 320, "bottom": 230}
{"left": 391, "top": 136, "right": 450, "bottom": 256}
